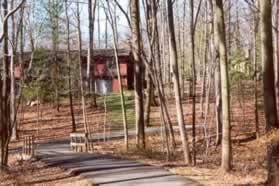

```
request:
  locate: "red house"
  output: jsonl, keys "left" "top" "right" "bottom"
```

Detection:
{"left": 7, "top": 48, "right": 134, "bottom": 94}
{"left": 82, "top": 48, "right": 134, "bottom": 94}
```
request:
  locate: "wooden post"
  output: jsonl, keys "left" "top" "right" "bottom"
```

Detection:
{"left": 22, "top": 135, "right": 34, "bottom": 158}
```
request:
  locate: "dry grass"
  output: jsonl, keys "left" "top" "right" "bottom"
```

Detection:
{"left": 170, "top": 167, "right": 266, "bottom": 186}
{"left": 258, "top": 129, "right": 279, "bottom": 145}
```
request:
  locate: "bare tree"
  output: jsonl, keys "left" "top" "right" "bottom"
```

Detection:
{"left": 10, "top": 0, "right": 17, "bottom": 141}
{"left": 65, "top": 0, "right": 76, "bottom": 132}
{"left": 0, "top": 0, "right": 26, "bottom": 43}
{"left": 260, "top": 0, "right": 278, "bottom": 131}
{"left": 0, "top": 0, "right": 10, "bottom": 167}
{"left": 276, "top": 0, "right": 279, "bottom": 119}
{"left": 190, "top": 0, "right": 197, "bottom": 165}
{"left": 76, "top": 1, "right": 89, "bottom": 133}
{"left": 210, "top": 0, "right": 223, "bottom": 146}
{"left": 142, "top": 0, "right": 154, "bottom": 128}
{"left": 213, "top": 0, "right": 232, "bottom": 172}
{"left": 104, "top": 0, "right": 129, "bottom": 150}
{"left": 87, "top": 0, "right": 97, "bottom": 107}
{"left": 131, "top": 0, "right": 145, "bottom": 149}
{"left": 260, "top": 0, "right": 279, "bottom": 183}
{"left": 167, "top": 0, "right": 191, "bottom": 164}
{"left": 249, "top": 0, "right": 260, "bottom": 139}
{"left": 200, "top": 1, "right": 209, "bottom": 119}
{"left": 48, "top": 0, "right": 60, "bottom": 112}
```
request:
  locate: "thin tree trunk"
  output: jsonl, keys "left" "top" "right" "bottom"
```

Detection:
{"left": 167, "top": 0, "right": 191, "bottom": 164}
{"left": 48, "top": 0, "right": 60, "bottom": 112}
{"left": 27, "top": 25, "right": 35, "bottom": 74}
{"left": 98, "top": 1, "right": 101, "bottom": 48}
{"left": 10, "top": 45, "right": 16, "bottom": 141}
{"left": 200, "top": 2, "right": 209, "bottom": 119}
{"left": 143, "top": 0, "right": 153, "bottom": 128}
{"left": 77, "top": 1, "right": 88, "bottom": 133}
{"left": 87, "top": 0, "right": 97, "bottom": 107}
{"left": 111, "top": 33, "right": 129, "bottom": 151}
{"left": 10, "top": 0, "right": 17, "bottom": 141}
{"left": 65, "top": 0, "right": 76, "bottom": 132}
{"left": 252, "top": 5, "right": 259, "bottom": 138}
{"left": 190, "top": 0, "right": 197, "bottom": 165}
{"left": 105, "top": 16, "right": 108, "bottom": 48}
{"left": 181, "top": 0, "right": 186, "bottom": 99}
{"left": 143, "top": 0, "right": 176, "bottom": 149}
{"left": 227, "top": 0, "right": 232, "bottom": 57}
{"left": 17, "top": 5, "right": 25, "bottom": 137}
{"left": 215, "top": 62, "right": 222, "bottom": 145}
{"left": 104, "top": 0, "right": 129, "bottom": 150}
{"left": 144, "top": 74, "right": 152, "bottom": 127}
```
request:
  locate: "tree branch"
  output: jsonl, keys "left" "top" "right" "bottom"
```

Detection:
{"left": 193, "top": 0, "right": 203, "bottom": 33}
{"left": 113, "top": 0, "right": 131, "bottom": 29}
{"left": 0, "top": 0, "right": 26, "bottom": 43}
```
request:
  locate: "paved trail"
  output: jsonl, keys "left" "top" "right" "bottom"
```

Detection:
{"left": 35, "top": 128, "right": 201, "bottom": 186}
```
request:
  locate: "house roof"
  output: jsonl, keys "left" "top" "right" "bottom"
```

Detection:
{"left": 0, "top": 48, "right": 131, "bottom": 62}
{"left": 81, "top": 48, "right": 131, "bottom": 57}
{"left": 1, "top": 48, "right": 132, "bottom": 79}
{"left": 25, "top": 48, "right": 131, "bottom": 59}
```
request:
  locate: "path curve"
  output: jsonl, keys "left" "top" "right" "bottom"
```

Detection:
{"left": 36, "top": 140, "right": 200, "bottom": 186}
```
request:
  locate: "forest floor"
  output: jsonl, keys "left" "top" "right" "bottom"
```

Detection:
{"left": 3, "top": 81, "right": 273, "bottom": 185}
{"left": 92, "top": 130, "right": 269, "bottom": 186}
{"left": 0, "top": 154, "right": 89, "bottom": 185}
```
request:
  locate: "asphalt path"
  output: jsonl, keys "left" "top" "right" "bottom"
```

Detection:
{"left": 34, "top": 126, "right": 202, "bottom": 185}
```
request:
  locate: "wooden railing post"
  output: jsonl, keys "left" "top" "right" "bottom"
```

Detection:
{"left": 22, "top": 135, "right": 34, "bottom": 158}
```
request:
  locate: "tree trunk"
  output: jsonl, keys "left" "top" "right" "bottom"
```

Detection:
{"left": 260, "top": 1, "right": 279, "bottom": 183}
{"left": 105, "top": 16, "right": 108, "bottom": 48}
{"left": 1, "top": 0, "right": 10, "bottom": 167}
{"left": 144, "top": 74, "right": 152, "bottom": 127}
{"left": 87, "top": 0, "right": 97, "bottom": 107}
{"left": 252, "top": 5, "right": 259, "bottom": 138}
{"left": 210, "top": 0, "right": 223, "bottom": 146}
{"left": 97, "top": 1, "right": 101, "bottom": 48}
{"left": 200, "top": 2, "right": 209, "bottom": 118}
{"left": 215, "top": 61, "right": 222, "bottom": 145}
{"left": 189, "top": 0, "right": 197, "bottom": 165}
{"left": 105, "top": 0, "right": 129, "bottom": 150}
{"left": 65, "top": 0, "right": 76, "bottom": 132}
{"left": 77, "top": 1, "right": 88, "bottom": 133}
{"left": 48, "top": 0, "right": 60, "bottom": 112}
{"left": 276, "top": 0, "right": 279, "bottom": 116}
{"left": 143, "top": 0, "right": 154, "bottom": 128}
{"left": 10, "top": 45, "right": 16, "bottom": 141}
{"left": 213, "top": 0, "right": 232, "bottom": 172}
{"left": 167, "top": 0, "right": 191, "bottom": 164}
{"left": 111, "top": 31, "right": 129, "bottom": 151}
{"left": 10, "top": 0, "right": 17, "bottom": 141}
{"left": 260, "top": 0, "right": 278, "bottom": 130}
{"left": 267, "top": 141, "right": 279, "bottom": 185}
{"left": 142, "top": 0, "right": 176, "bottom": 149}
{"left": 131, "top": 0, "right": 145, "bottom": 149}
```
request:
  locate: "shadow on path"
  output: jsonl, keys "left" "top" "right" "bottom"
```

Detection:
{"left": 35, "top": 135, "right": 201, "bottom": 185}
